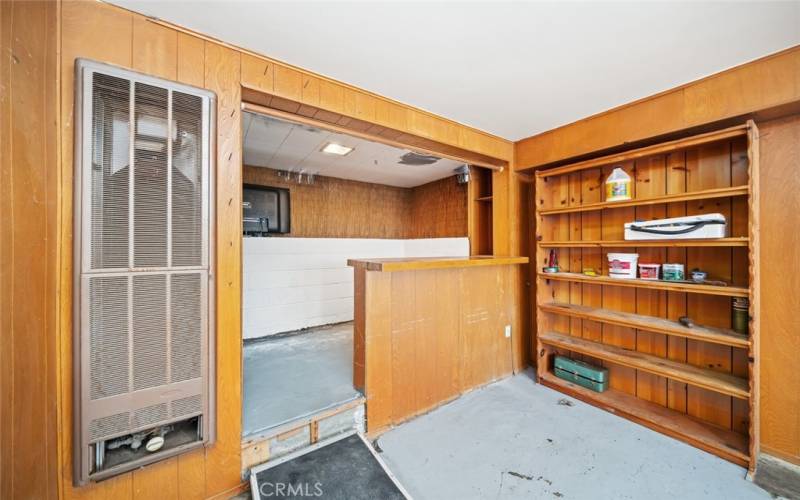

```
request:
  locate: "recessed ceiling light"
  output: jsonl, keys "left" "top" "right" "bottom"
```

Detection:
{"left": 321, "top": 142, "right": 354, "bottom": 156}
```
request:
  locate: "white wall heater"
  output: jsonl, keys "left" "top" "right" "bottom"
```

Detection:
{"left": 73, "top": 59, "right": 215, "bottom": 484}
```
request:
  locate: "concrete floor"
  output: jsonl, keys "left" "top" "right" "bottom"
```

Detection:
{"left": 376, "top": 371, "right": 770, "bottom": 500}
{"left": 242, "top": 322, "right": 362, "bottom": 438}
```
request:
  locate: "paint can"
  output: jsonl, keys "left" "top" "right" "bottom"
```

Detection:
{"left": 732, "top": 297, "right": 750, "bottom": 336}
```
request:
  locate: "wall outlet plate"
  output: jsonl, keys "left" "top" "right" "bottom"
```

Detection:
{"left": 504, "top": 325, "right": 511, "bottom": 338}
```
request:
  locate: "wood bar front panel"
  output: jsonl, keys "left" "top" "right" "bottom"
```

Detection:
{"left": 356, "top": 265, "right": 518, "bottom": 432}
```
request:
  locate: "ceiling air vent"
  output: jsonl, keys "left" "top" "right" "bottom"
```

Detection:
{"left": 398, "top": 151, "right": 440, "bottom": 165}
{"left": 73, "top": 59, "right": 216, "bottom": 485}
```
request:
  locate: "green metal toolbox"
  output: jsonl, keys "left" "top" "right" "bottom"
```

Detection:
{"left": 554, "top": 355, "right": 608, "bottom": 393}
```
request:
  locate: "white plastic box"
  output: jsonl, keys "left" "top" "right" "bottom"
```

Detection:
{"left": 608, "top": 253, "right": 639, "bottom": 279}
{"left": 624, "top": 214, "right": 727, "bottom": 240}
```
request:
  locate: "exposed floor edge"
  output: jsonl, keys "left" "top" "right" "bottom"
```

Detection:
{"left": 242, "top": 396, "right": 365, "bottom": 444}
{"left": 752, "top": 453, "right": 800, "bottom": 498}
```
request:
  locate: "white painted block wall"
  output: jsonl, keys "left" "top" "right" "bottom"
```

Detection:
{"left": 243, "top": 237, "right": 469, "bottom": 339}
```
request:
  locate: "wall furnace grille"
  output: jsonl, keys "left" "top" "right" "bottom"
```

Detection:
{"left": 74, "top": 59, "right": 215, "bottom": 485}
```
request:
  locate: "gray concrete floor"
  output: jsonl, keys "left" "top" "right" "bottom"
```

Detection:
{"left": 242, "top": 322, "right": 362, "bottom": 438}
{"left": 376, "top": 371, "right": 770, "bottom": 500}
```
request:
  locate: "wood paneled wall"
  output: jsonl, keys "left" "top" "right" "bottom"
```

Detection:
{"left": 757, "top": 114, "right": 800, "bottom": 463}
{"left": 243, "top": 166, "right": 412, "bottom": 239}
{"left": 244, "top": 165, "right": 467, "bottom": 239}
{"left": 0, "top": 1, "right": 508, "bottom": 498}
{"left": 353, "top": 264, "right": 520, "bottom": 432}
{"left": 0, "top": 2, "right": 60, "bottom": 499}
{"left": 515, "top": 45, "right": 800, "bottom": 169}
{"left": 408, "top": 176, "right": 468, "bottom": 238}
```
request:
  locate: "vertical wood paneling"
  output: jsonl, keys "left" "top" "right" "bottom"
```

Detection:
{"left": 1, "top": 2, "right": 60, "bottom": 498}
{"left": 203, "top": 41, "right": 242, "bottom": 495}
{"left": 758, "top": 115, "right": 800, "bottom": 462}
{"left": 132, "top": 458, "right": 178, "bottom": 500}
{"left": 665, "top": 152, "right": 689, "bottom": 413}
{"left": 686, "top": 144, "right": 734, "bottom": 429}
{"left": 634, "top": 156, "right": 668, "bottom": 405}
{"left": 364, "top": 271, "right": 394, "bottom": 431}
{"left": 244, "top": 166, "right": 467, "bottom": 239}
{"left": 176, "top": 33, "right": 205, "bottom": 87}
{"left": 241, "top": 53, "right": 274, "bottom": 94}
{"left": 301, "top": 74, "right": 320, "bottom": 106}
{"left": 600, "top": 162, "right": 637, "bottom": 395}
{"left": 356, "top": 264, "right": 519, "bottom": 431}
{"left": 132, "top": 17, "right": 177, "bottom": 80}
{"left": 176, "top": 449, "right": 207, "bottom": 500}
{"left": 273, "top": 64, "right": 302, "bottom": 101}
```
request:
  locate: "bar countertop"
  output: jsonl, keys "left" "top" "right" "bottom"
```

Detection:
{"left": 347, "top": 255, "right": 529, "bottom": 272}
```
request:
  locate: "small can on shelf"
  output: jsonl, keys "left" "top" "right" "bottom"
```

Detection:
{"left": 638, "top": 263, "right": 660, "bottom": 280}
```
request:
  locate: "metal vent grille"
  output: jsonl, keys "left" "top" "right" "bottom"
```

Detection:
{"left": 89, "top": 276, "right": 129, "bottom": 400}
{"left": 171, "top": 272, "right": 202, "bottom": 382}
{"left": 133, "top": 403, "right": 168, "bottom": 429}
{"left": 74, "top": 59, "right": 215, "bottom": 484}
{"left": 171, "top": 394, "right": 203, "bottom": 418}
{"left": 172, "top": 92, "right": 204, "bottom": 267}
{"left": 132, "top": 274, "right": 167, "bottom": 391}
{"left": 89, "top": 413, "right": 131, "bottom": 443}
{"left": 90, "top": 73, "right": 130, "bottom": 270}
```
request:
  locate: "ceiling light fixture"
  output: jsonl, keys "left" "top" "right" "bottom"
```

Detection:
{"left": 321, "top": 142, "right": 354, "bottom": 156}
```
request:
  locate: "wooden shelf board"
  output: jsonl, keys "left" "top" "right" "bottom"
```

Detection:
{"left": 539, "top": 302, "right": 749, "bottom": 348}
{"left": 538, "top": 272, "right": 749, "bottom": 297}
{"left": 538, "top": 371, "right": 750, "bottom": 466}
{"left": 475, "top": 195, "right": 493, "bottom": 202}
{"left": 538, "top": 237, "right": 749, "bottom": 248}
{"left": 539, "top": 331, "right": 750, "bottom": 399}
{"left": 538, "top": 186, "right": 749, "bottom": 215}
{"left": 536, "top": 124, "right": 748, "bottom": 178}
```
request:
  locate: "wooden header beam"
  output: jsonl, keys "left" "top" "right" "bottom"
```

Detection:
{"left": 242, "top": 102, "right": 505, "bottom": 172}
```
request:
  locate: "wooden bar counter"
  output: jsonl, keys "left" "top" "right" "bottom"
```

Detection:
{"left": 348, "top": 256, "right": 529, "bottom": 433}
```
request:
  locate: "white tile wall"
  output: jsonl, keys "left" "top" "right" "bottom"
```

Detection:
{"left": 243, "top": 237, "right": 469, "bottom": 339}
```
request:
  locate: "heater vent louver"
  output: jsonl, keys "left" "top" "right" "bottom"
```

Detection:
{"left": 89, "top": 413, "right": 131, "bottom": 443}
{"left": 171, "top": 272, "right": 203, "bottom": 383}
{"left": 89, "top": 276, "right": 129, "bottom": 400}
{"left": 132, "top": 274, "right": 168, "bottom": 391}
{"left": 171, "top": 394, "right": 203, "bottom": 418}
{"left": 74, "top": 59, "right": 215, "bottom": 485}
{"left": 133, "top": 403, "right": 168, "bottom": 429}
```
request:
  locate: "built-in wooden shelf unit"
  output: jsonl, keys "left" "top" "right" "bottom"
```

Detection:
{"left": 470, "top": 166, "right": 494, "bottom": 255}
{"left": 533, "top": 122, "right": 760, "bottom": 470}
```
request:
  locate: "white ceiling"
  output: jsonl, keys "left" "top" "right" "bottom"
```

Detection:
{"left": 243, "top": 111, "right": 464, "bottom": 187}
{"left": 111, "top": 1, "right": 800, "bottom": 141}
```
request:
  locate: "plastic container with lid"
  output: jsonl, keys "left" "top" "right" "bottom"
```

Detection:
{"left": 638, "top": 263, "right": 660, "bottom": 280}
{"left": 607, "top": 253, "right": 639, "bottom": 279}
{"left": 662, "top": 263, "right": 685, "bottom": 281}
{"left": 605, "top": 167, "right": 632, "bottom": 202}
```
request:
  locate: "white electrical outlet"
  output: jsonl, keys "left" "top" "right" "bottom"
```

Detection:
{"left": 504, "top": 325, "right": 512, "bottom": 338}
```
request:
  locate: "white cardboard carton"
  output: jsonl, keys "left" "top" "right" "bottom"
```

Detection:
{"left": 624, "top": 213, "right": 727, "bottom": 240}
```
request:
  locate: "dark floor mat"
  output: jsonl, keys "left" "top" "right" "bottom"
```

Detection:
{"left": 251, "top": 433, "right": 408, "bottom": 500}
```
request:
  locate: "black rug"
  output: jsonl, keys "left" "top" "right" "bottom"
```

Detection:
{"left": 251, "top": 433, "right": 407, "bottom": 500}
